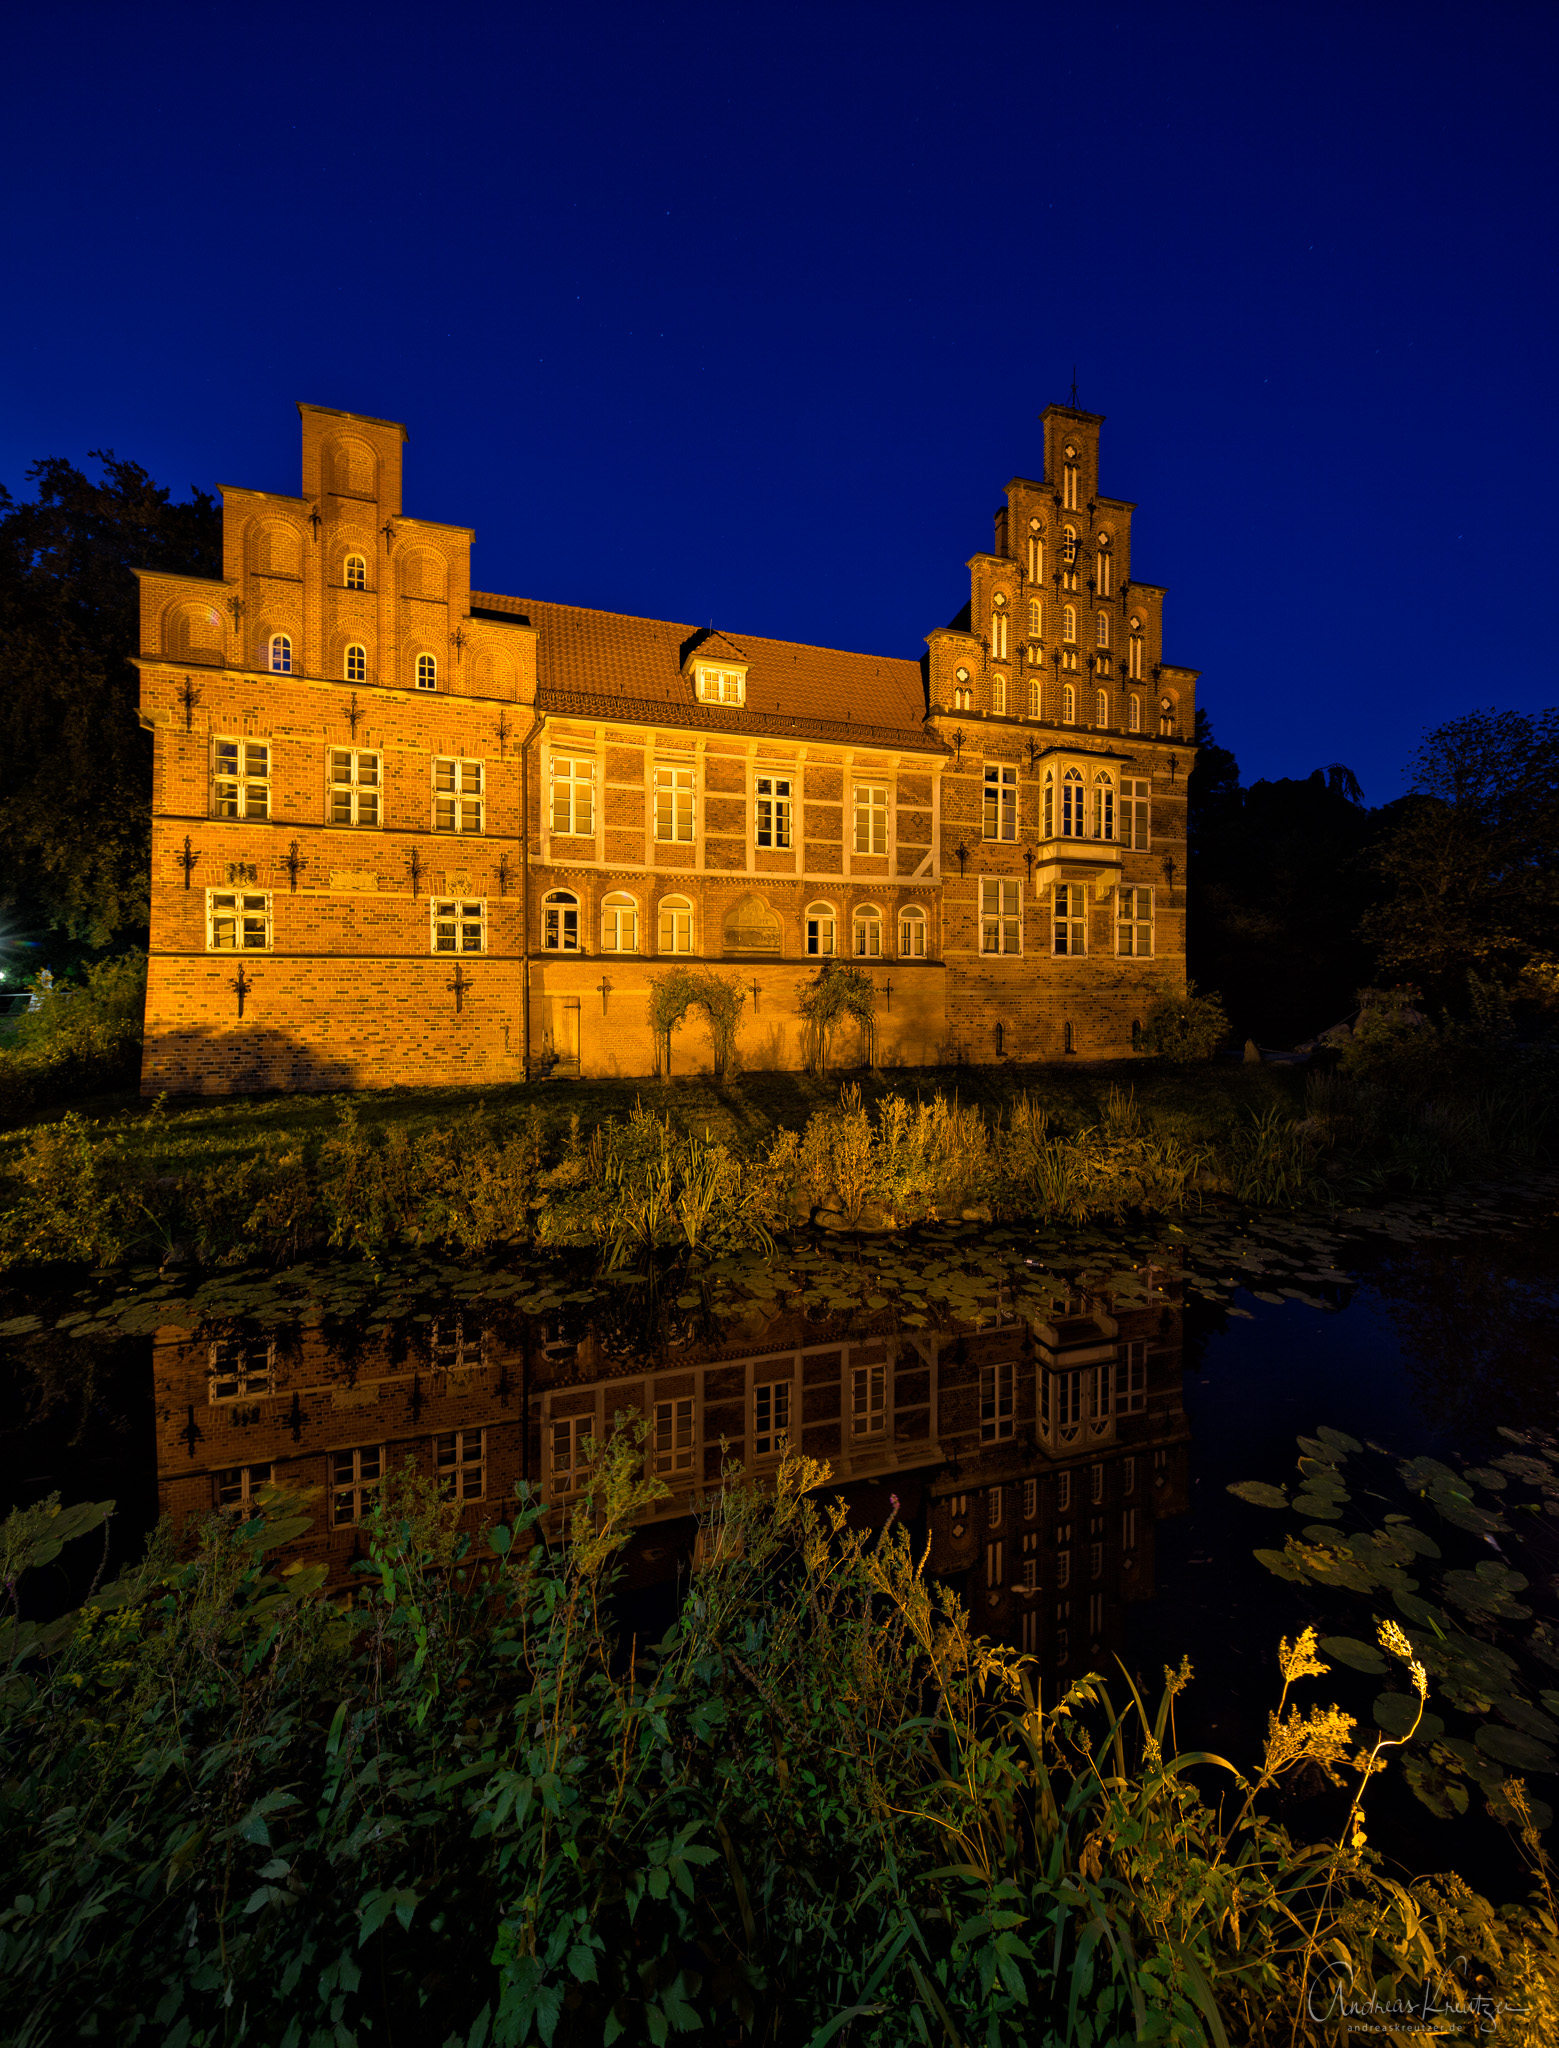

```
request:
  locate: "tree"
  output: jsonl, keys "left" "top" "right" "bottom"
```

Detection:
{"left": 1360, "top": 708, "right": 1559, "bottom": 1003}
{"left": 0, "top": 453, "right": 221, "bottom": 953}
{"left": 646, "top": 966, "right": 746, "bottom": 1079}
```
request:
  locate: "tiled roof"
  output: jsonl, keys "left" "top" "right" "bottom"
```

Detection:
{"left": 470, "top": 591, "right": 940, "bottom": 754}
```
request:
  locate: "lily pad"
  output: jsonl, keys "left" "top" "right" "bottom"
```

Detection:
{"left": 1316, "top": 1426, "right": 1363, "bottom": 1455}
{"left": 1319, "top": 1635, "right": 1387, "bottom": 1674}
{"left": 1227, "top": 1481, "right": 1288, "bottom": 1509}
{"left": 1403, "top": 1754, "right": 1469, "bottom": 1819}
{"left": 1254, "top": 1546, "right": 1308, "bottom": 1583}
{"left": 1462, "top": 1465, "right": 1508, "bottom": 1490}
{"left": 1291, "top": 1493, "right": 1344, "bottom": 1520}
{"left": 1475, "top": 1724, "right": 1556, "bottom": 1773}
{"left": 1373, "top": 1692, "right": 1443, "bottom": 1741}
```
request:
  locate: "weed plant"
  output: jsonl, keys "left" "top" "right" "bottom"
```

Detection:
{"left": 1, "top": 1448, "right": 1554, "bottom": 2045}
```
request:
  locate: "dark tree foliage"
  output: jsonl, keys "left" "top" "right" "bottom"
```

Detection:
{"left": 1188, "top": 708, "right": 1381, "bottom": 1045}
{"left": 1360, "top": 707, "right": 1559, "bottom": 1005}
{"left": 0, "top": 454, "right": 221, "bottom": 951}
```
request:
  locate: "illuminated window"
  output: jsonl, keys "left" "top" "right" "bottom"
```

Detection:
{"left": 1061, "top": 766, "right": 1085, "bottom": 837}
{"left": 542, "top": 890, "right": 579, "bottom": 951}
{"left": 991, "top": 674, "right": 1007, "bottom": 713}
{"left": 853, "top": 783, "right": 888, "bottom": 855}
{"left": 696, "top": 665, "right": 744, "bottom": 705}
{"left": 431, "top": 899, "right": 485, "bottom": 953}
{"left": 435, "top": 1429, "right": 485, "bottom": 1502}
{"left": 805, "top": 902, "right": 836, "bottom": 955}
{"left": 1093, "top": 772, "right": 1114, "bottom": 840}
{"left": 1117, "top": 886, "right": 1153, "bottom": 957}
{"left": 433, "top": 756, "right": 483, "bottom": 832}
{"left": 980, "top": 879, "right": 1021, "bottom": 954}
{"left": 1027, "top": 678, "right": 1041, "bottom": 717}
{"left": 329, "top": 747, "right": 380, "bottom": 826}
{"left": 550, "top": 753, "right": 595, "bottom": 836}
{"left": 1096, "top": 537, "right": 1113, "bottom": 597}
{"left": 344, "top": 643, "right": 366, "bottom": 683}
{"left": 898, "top": 903, "right": 926, "bottom": 956}
{"left": 1027, "top": 532, "right": 1044, "bottom": 580}
{"left": 332, "top": 1444, "right": 383, "bottom": 1526}
{"left": 983, "top": 763, "right": 1017, "bottom": 841}
{"left": 1095, "top": 689, "right": 1108, "bottom": 727}
{"left": 1062, "top": 604, "right": 1076, "bottom": 643}
{"left": 753, "top": 1379, "right": 791, "bottom": 1457}
{"left": 756, "top": 774, "right": 792, "bottom": 848}
{"left": 953, "top": 685, "right": 973, "bottom": 710}
{"left": 1096, "top": 611, "right": 1110, "bottom": 648}
{"left": 268, "top": 633, "right": 292, "bottom": 673}
{"left": 213, "top": 737, "right": 270, "bottom": 819}
{"left": 416, "top": 653, "right": 437, "bottom": 691}
{"left": 1129, "top": 633, "right": 1143, "bottom": 680}
{"left": 344, "top": 554, "right": 367, "bottom": 591}
{"left": 658, "top": 896, "right": 694, "bottom": 953}
{"left": 991, "top": 607, "right": 1009, "bottom": 660}
{"left": 1062, "top": 463, "right": 1078, "bottom": 511}
{"left": 207, "top": 889, "right": 271, "bottom": 951}
{"left": 852, "top": 904, "right": 883, "bottom": 957}
{"left": 1053, "top": 882, "right": 1087, "bottom": 955}
{"left": 1028, "top": 595, "right": 1042, "bottom": 637}
{"left": 1061, "top": 525, "right": 1078, "bottom": 588}
{"left": 601, "top": 892, "right": 639, "bottom": 953}
{"left": 1128, "top": 692, "right": 1142, "bottom": 732}
{"left": 655, "top": 760, "right": 695, "bottom": 842}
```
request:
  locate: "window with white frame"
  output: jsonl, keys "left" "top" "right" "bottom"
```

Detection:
{"left": 1096, "top": 611, "right": 1110, "bottom": 648}
{"left": 1059, "top": 765, "right": 1085, "bottom": 836}
{"left": 1027, "top": 532, "right": 1044, "bottom": 581}
{"left": 208, "top": 889, "right": 271, "bottom": 951}
{"left": 853, "top": 904, "right": 882, "bottom": 957}
{"left": 696, "top": 665, "right": 744, "bottom": 705}
{"left": 1128, "top": 692, "right": 1142, "bottom": 733}
{"left": 991, "top": 674, "right": 1007, "bottom": 714}
{"left": 416, "top": 652, "right": 438, "bottom": 692}
{"left": 345, "top": 643, "right": 367, "bottom": 683}
{"left": 214, "top": 738, "right": 270, "bottom": 819}
{"left": 1095, "top": 689, "right": 1108, "bottom": 727}
{"left": 1118, "top": 778, "right": 1148, "bottom": 850}
{"left": 851, "top": 1362, "right": 885, "bottom": 1437}
{"left": 986, "top": 1484, "right": 1001, "bottom": 1530}
{"left": 332, "top": 1444, "right": 383, "bottom": 1525}
{"left": 658, "top": 896, "right": 693, "bottom": 952}
{"left": 652, "top": 1397, "right": 697, "bottom": 1477}
{"left": 209, "top": 1336, "right": 275, "bottom": 1403}
{"left": 601, "top": 892, "right": 639, "bottom": 952}
{"left": 542, "top": 890, "right": 579, "bottom": 950}
{"left": 1062, "top": 463, "right": 1079, "bottom": 510}
{"left": 991, "top": 608, "right": 1009, "bottom": 660}
{"left": 983, "top": 763, "right": 1017, "bottom": 841}
{"left": 755, "top": 774, "right": 792, "bottom": 848}
{"left": 1053, "top": 883, "right": 1087, "bottom": 955}
{"left": 953, "top": 685, "right": 973, "bottom": 710}
{"left": 551, "top": 753, "right": 595, "bottom": 836}
{"left": 752, "top": 1378, "right": 791, "bottom": 1457}
{"left": 1093, "top": 773, "right": 1115, "bottom": 840}
{"left": 1115, "top": 1340, "right": 1147, "bottom": 1413}
{"left": 432, "top": 899, "right": 485, "bottom": 953}
{"left": 550, "top": 1412, "right": 595, "bottom": 1494}
{"left": 1061, "top": 525, "right": 1078, "bottom": 587}
{"left": 1057, "top": 1547, "right": 1072, "bottom": 1590}
{"left": 1028, "top": 594, "right": 1042, "bottom": 638}
{"left": 1057, "top": 1470, "right": 1073, "bottom": 1513}
{"left": 853, "top": 783, "right": 888, "bottom": 856}
{"left": 216, "top": 1463, "right": 272, "bottom": 1511}
{"left": 433, "top": 756, "right": 483, "bottom": 832}
{"left": 1062, "top": 603, "right": 1076, "bottom": 643}
{"left": 329, "top": 747, "right": 380, "bottom": 826}
{"left": 898, "top": 903, "right": 926, "bottom": 957}
{"left": 1117, "top": 886, "right": 1153, "bottom": 957}
{"left": 1096, "top": 539, "right": 1113, "bottom": 597}
{"left": 1129, "top": 633, "right": 1143, "bottom": 680}
{"left": 980, "top": 879, "right": 1021, "bottom": 954}
{"left": 269, "top": 633, "right": 292, "bottom": 673}
{"left": 1022, "top": 1476, "right": 1038, "bottom": 1520}
{"left": 1062, "top": 647, "right": 1079, "bottom": 673}
{"left": 980, "top": 1362, "right": 1014, "bottom": 1443}
{"left": 436, "top": 1429, "right": 485, "bottom": 1502}
{"left": 429, "top": 1315, "right": 475, "bottom": 1371}
{"left": 806, "top": 903, "right": 836, "bottom": 956}
{"left": 1159, "top": 695, "right": 1177, "bottom": 736}
{"left": 655, "top": 760, "right": 695, "bottom": 842}
{"left": 345, "top": 554, "right": 367, "bottom": 591}
{"left": 1027, "top": 678, "right": 1041, "bottom": 718}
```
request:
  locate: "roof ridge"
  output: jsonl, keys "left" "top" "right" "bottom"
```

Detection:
{"left": 469, "top": 589, "right": 921, "bottom": 669}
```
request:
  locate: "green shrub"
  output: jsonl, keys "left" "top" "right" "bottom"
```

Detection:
{"left": 0, "top": 952, "right": 146, "bottom": 1122}
{"left": 1141, "top": 979, "right": 1229, "bottom": 1063}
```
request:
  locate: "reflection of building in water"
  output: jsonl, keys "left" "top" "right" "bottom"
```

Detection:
{"left": 153, "top": 1265, "right": 1186, "bottom": 1674}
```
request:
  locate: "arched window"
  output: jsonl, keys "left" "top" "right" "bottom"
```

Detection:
{"left": 1129, "top": 634, "right": 1143, "bottom": 680}
{"left": 1094, "top": 772, "right": 1114, "bottom": 840}
{"left": 1062, "top": 605, "right": 1076, "bottom": 643}
{"left": 1159, "top": 695, "right": 1176, "bottom": 736}
{"left": 1062, "top": 526, "right": 1078, "bottom": 590}
{"left": 542, "top": 890, "right": 579, "bottom": 951}
{"left": 1028, "top": 595, "right": 1042, "bottom": 637}
{"left": 1128, "top": 693, "right": 1142, "bottom": 733}
{"left": 953, "top": 685, "right": 973, "bottom": 711}
{"left": 805, "top": 902, "right": 836, "bottom": 957}
{"left": 345, "top": 643, "right": 366, "bottom": 683}
{"left": 657, "top": 895, "right": 693, "bottom": 953}
{"left": 1062, "top": 683, "right": 1076, "bottom": 725}
{"left": 853, "top": 904, "right": 883, "bottom": 958}
{"left": 416, "top": 653, "right": 437, "bottom": 692}
{"left": 991, "top": 675, "right": 1007, "bottom": 714}
{"left": 1062, "top": 766, "right": 1085, "bottom": 838}
{"left": 899, "top": 904, "right": 926, "bottom": 957}
{"left": 1096, "top": 611, "right": 1110, "bottom": 647}
{"left": 1026, "top": 532, "right": 1044, "bottom": 581}
{"left": 991, "top": 605, "right": 1009, "bottom": 660}
{"left": 1027, "top": 678, "right": 1040, "bottom": 718}
{"left": 268, "top": 633, "right": 292, "bottom": 674}
{"left": 1095, "top": 689, "right": 1108, "bottom": 727}
{"left": 601, "top": 892, "right": 639, "bottom": 953}
{"left": 1043, "top": 770, "right": 1054, "bottom": 838}
{"left": 344, "top": 555, "right": 367, "bottom": 591}
{"left": 1096, "top": 535, "right": 1113, "bottom": 597}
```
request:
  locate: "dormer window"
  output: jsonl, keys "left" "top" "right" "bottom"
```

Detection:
{"left": 696, "top": 665, "right": 745, "bottom": 706}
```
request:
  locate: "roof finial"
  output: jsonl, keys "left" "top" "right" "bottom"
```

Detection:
{"left": 1070, "top": 366, "right": 1078, "bottom": 408}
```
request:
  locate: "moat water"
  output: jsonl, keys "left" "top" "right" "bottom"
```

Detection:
{"left": 4, "top": 1179, "right": 1557, "bottom": 1902}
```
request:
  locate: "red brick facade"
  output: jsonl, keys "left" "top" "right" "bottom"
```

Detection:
{"left": 136, "top": 402, "right": 1197, "bottom": 1091}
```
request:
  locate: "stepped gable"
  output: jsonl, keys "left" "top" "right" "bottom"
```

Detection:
{"left": 469, "top": 591, "right": 939, "bottom": 751}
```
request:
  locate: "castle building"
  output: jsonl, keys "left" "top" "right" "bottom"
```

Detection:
{"left": 134, "top": 402, "right": 1197, "bottom": 1091}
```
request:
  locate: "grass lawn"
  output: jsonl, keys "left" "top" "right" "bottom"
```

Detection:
{"left": 0, "top": 1058, "right": 1304, "bottom": 1174}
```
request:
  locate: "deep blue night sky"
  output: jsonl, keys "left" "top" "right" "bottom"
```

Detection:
{"left": 5, "top": 2, "right": 1555, "bottom": 801}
